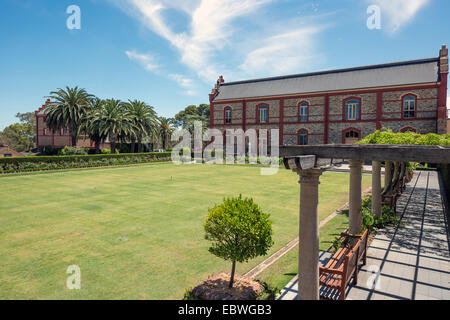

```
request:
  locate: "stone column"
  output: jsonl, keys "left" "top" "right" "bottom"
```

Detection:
{"left": 384, "top": 161, "right": 393, "bottom": 191}
{"left": 372, "top": 161, "right": 382, "bottom": 217}
{"left": 349, "top": 160, "right": 363, "bottom": 234}
{"left": 297, "top": 168, "right": 322, "bottom": 300}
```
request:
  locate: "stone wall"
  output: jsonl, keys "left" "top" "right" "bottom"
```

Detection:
{"left": 211, "top": 87, "right": 440, "bottom": 146}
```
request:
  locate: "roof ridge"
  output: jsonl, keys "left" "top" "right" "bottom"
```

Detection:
{"left": 221, "top": 57, "right": 439, "bottom": 86}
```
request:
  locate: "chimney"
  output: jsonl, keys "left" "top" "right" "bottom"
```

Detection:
{"left": 440, "top": 44, "right": 448, "bottom": 73}
{"left": 218, "top": 75, "right": 224, "bottom": 85}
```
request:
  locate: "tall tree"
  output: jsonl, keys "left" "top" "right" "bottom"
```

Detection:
{"left": 158, "top": 117, "right": 175, "bottom": 150}
{"left": 124, "top": 100, "right": 158, "bottom": 153}
{"left": 174, "top": 104, "right": 210, "bottom": 129}
{"left": 83, "top": 97, "right": 107, "bottom": 154}
{"left": 0, "top": 112, "right": 36, "bottom": 152}
{"left": 45, "top": 86, "right": 93, "bottom": 146}
{"left": 90, "top": 99, "right": 135, "bottom": 154}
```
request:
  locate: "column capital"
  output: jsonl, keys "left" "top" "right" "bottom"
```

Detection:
{"left": 349, "top": 159, "right": 363, "bottom": 168}
{"left": 295, "top": 168, "right": 322, "bottom": 185}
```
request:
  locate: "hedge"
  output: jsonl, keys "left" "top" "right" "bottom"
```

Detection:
{"left": 0, "top": 152, "right": 172, "bottom": 174}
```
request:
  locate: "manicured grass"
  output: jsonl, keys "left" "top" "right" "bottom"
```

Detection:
{"left": 0, "top": 164, "right": 370, "bottom": 299}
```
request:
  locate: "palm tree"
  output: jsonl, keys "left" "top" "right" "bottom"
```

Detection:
{"left": 83, "top": 97, "right": 107, "bottom": 154}
{"left": 124, "top": 100, "right": 158, "bottom": 153}
{"left": 90, "top": 99, "right": 135, "bottom": 154}
{"left": 158, "top": 117, "right": 175, "bottom": 150}
{"left": 45, "top": 86, "right": 93, "bottom": 146}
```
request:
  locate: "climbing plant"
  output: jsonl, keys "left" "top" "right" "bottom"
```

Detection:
{"left": 357, "top": 129, "right": 450, "bottom": 146}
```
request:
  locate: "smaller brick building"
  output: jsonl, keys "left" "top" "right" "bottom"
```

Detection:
{"left": 35, "top": 99, "right": 110, "bottom": 149}
{"left": 209, "top": 45, "right": 449, "bottom": 146}
{"left": 0, "top": 144, "right": 23, "bottom": 157}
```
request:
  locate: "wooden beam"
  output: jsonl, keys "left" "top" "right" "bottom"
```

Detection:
{"left": 280, "top": 144, "right": 450, "bottom": 164}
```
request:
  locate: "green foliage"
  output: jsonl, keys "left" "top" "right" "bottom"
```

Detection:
{"left": 101, "top": 148, "right": 111, "bottom": 154}
{"left": 204, "top": 195, "right": 274, "bottom": 264}
{"left": 0, "top": 152, "right": 172, "bottom": 173}
{"left": 0, "top": 113, "right": 36, "bottom": 152}
{"left": 358, "top": 129, "right": 450, "bottom": 146}
{"left": 174, "top": 104, "right": 210, "bottom": 129}
{"left": 59, "top": 146, "right": 88, "bottom": 156}
{"left": 361, "top": 197, "right": 402, "bottom": 232}
{"left": 45, "top": 86, "right": 93, "bottom": 145}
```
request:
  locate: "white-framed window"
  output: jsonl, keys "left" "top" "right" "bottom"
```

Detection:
{"left": 224, "top": 107, "right": 232, "bottom": 124}
{"left": 299, "top": 102, "right": 308, "bottom": 122}
{"left": 403, "top": 95, "right": 416, "bottom": 118}
{"left": 258, "top": 105, "right": 268, "bottom": 123}
{"left": 43, "top": 128, "right": 48, "bottom": 136}
{"left": 345, "top": 100, "right": 360, "bottom": 120}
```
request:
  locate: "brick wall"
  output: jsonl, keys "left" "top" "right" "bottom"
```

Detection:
{"left": 212, "top": 86, "right": 441, "bottom": 146}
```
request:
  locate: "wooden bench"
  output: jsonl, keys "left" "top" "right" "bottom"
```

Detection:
{"left": 319, "top": 227, "right": 370, "bottom": 300}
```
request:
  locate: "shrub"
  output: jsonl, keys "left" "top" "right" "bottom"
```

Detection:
{"left": 204, "top": 195, "right": 273, "bottom": 288}
{"left": 59, "top": 146, "right": 88, "bottom": 156}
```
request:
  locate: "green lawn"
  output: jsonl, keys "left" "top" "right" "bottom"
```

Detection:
{"left": 0, "top": 164, "right": 371, "bottom": 299}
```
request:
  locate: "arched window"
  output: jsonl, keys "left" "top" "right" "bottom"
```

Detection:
{"left": 43, "top": 128, "right": 48, "bottom": 136}
{"left": 298, "top": 129, "right": 308, "bottom": 145}
{"left": 299, "top": 102, "right": 309, "bottom": 122}
{"left": 224, "top": 107, "right": 232, "bottom": 124}
{"left": 345, "top": 130, "right": 360, "bottom": 138}
{"left": 400, "top": 127, "right": 417, "bottom": 133}
{"left": 402, "top": 95, "right": 416, "bottom": 119}
{"left": 345, "top": 99, "right": 360, "bottom": 121}
{"left": 258, "top": 105, "right": 268, "bottom": 123}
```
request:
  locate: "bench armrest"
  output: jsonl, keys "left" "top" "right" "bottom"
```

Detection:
{"left": 319, "top": 266, "right": 344, "bottom": 276}
{"left": 340, "top": 232, "right": 362, "bottom": 239}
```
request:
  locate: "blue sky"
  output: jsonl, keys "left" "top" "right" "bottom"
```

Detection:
{"left": 0, "top": 0, "right": 449, "bottom": 129}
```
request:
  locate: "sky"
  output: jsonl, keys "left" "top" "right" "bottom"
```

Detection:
{"left": 0, "top": 0, "right": 449, "bottom": 129}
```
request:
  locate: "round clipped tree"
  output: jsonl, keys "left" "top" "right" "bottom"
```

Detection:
{"left": 204, "top": 195, "right": 273, "bottom": 288}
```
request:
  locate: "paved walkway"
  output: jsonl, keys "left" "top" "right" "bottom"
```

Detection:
{"left": 279, "top": 171, "right": 450, "bottom": 300}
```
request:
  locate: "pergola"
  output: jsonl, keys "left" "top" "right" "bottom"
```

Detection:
{"left": 280, "top": 144, "right": 450, "bottom": 300}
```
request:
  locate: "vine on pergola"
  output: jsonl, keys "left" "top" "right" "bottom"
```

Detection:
{"left": 357, "top": 129, "right": 450, "bottom": 197}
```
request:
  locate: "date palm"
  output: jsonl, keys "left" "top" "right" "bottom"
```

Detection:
{"left": 90, "top": 99, "right": 135, "bottom": 154}
{"left": 45, "top": 86, "right": 93, "bottom": 146}
{"left": 124, "top": 100, "right": 158, "bottom": 153}
{"left": 158, "top": 117, "right": 175, "bottom": 150}
{"left": 83, "top": 97, "right": 107, "bottom": 154}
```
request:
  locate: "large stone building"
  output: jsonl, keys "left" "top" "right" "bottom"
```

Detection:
{"left": 209, "top": 46, "right": 449, "bottom": 146}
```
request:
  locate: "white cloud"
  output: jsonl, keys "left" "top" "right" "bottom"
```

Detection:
{"left": 169, "top": 74, "right": 197, "bottom": 95}
{"left": 125, "top": 50, "right": 159, "bottom": 71}
{"left": 371, "top": 0, "right": 430, "bottom": 33}
{"left": 240, "top": 27, "right": 323, "bottom": 76}
{"left": 113, "top": 0, "right": 326, "bottom": 83}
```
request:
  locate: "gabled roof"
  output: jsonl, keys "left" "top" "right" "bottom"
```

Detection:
{"left": 213, "top": 57, "right": 441, "bottom": 101}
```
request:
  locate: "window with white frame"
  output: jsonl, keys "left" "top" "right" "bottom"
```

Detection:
{"left": 403, "top": 95, "right": 416, "bottom": 118}
{"left": 299, "top": 102, "right": 308, "bottom": 122}
{"left": 345, "top": 100, "right": 360, "bottom": 120}
{"left": 258, "top": 105, "right": 268, "bottom": 123}
{"left": 225, "top": 107, "right": 232, "bottom": 124}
